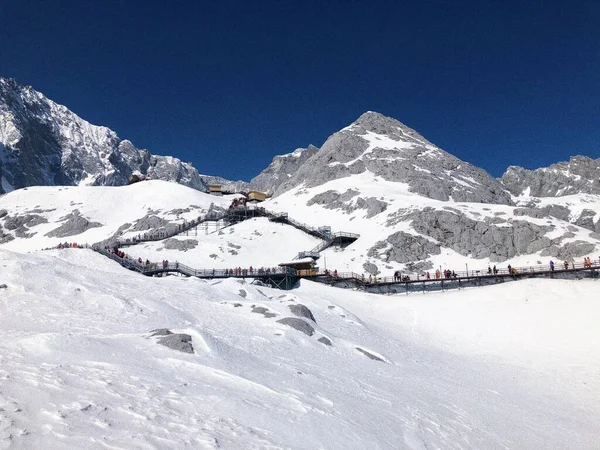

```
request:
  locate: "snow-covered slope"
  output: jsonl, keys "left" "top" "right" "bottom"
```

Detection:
{"left": 0, "top": 180, "right": 230, "bottom": 252}
{"left": 265, "top": 171, "right": 600, "bottom": 275}
{"left": 132, "top": 217, "right": 321, "bottom": 269}
{"left": 0, "top": 249, "right": 598, "bottom": 449}
{"left": 1, "top": 178, "right": 599, "bottom": 279}
{"left": 0, "top": 77, "right": 207, "bottom": 192}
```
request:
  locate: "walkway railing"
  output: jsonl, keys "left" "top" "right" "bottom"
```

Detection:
{"left": 94, "top": 247, "right": 297, "bottom": 279}
{"left": 114, "top": 205, "right": 360, "bottom": 263}
{"left": 303, "top": 260, "right": 600, "bottom": 286}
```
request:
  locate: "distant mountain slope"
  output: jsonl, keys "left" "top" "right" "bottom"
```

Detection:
{"left": 199, "top": 174, "right": 249, "bottom": 193}
{"left": 271, "top": 112, "right": 512, "bottom": 205}
{"left": 0, "top": 77, "right": 207, "bottom": 192}
{"left": 501, "top": 155, "right": 600, "bottom": 197}
{"left": 248, "top": 145, "right": 319, "bottom": 195}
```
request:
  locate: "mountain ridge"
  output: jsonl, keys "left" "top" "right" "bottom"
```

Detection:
{"left": 0, "top": 77, "right": 207, "bottom": 193}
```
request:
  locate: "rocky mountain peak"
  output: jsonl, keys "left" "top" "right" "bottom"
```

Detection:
{"left": 0, "top": 77, "right": 207, "bottom": 193}
{"left": 248, "top": 144, "right": 320, "bottom": 194}
{"left": 501, "top": 155, "right": 600, "bottom": 197}
{"left": 272, "top": 111, "right": 513, "bottom": 204}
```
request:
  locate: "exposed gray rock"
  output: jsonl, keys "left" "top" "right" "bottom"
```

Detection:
{"left": 514, "top": 205, "right": 571, "bottom": 221}
{"left": 168, "top": 208, "right": 192, "bottom": 215}
{"left": 0, "top": 77, "right": 208, "bottom": 193}
{"left": 356, "top": 347, "right": 385, "bottom": 362}
{"left": 362, "top": 262, "right": 379, "bottom": 275}
{"left": 305, "top": 189, "right": 388, "bottom": 218}
{"left": 131, "top": 214, "right": 170, "bottom": 232}
{"left": 0, "top": 210, "right": 7, "bottom": 218}
{"left": 485, "top": 216, "right": 507, "bottom": 225}
{"left": 501, "top": 156, "right": 600, "bottom": 197}
{"left": 249, "top": 145, "right": 319, "bottom": 195}
{"left": 150, "top": 328, "right": 172, "bottom": 336}
{"left": 318, "top": 337, "right": 332, "bottom": 346}
{"left": 3, "top": 213, "right": 47, "bottom": 230}
{"left": 251, "top": 306, "right": 277, "bottom": 318}
{"left": 540, "top": 241, "right": 596, "bottom": 260}
{"left": 405, "top": 261, "right": 434, "bottom": 272}
{"left": 407, "top": 208, "right": 553, "bottom": 262}
{"left": 0, "top": 234, "right": 14, "bottom": 244}
{"left": 276, "top": 317, "right": 315, "bottom": 336}
{"left": 288, "top": 304, "right": 316, "bottom": 322}
{"left": 368, "top": 231, "right": 441, "bottom": 263}
{"left": 238, "top": 289, "right": 247, "bottom": 298}
{"left": 157, "top": 334, "right": 194, "bottom": 353}
{"left": 45, "top": 210, "right": 101, "bottom": 238}
{"left": 355, "top": 197, "right": 388, "bottom": 218}
{"left": 574, "top": 209, "right": 598, "bottom": 232}
{"left": 273, "top": 112, "right": 513, "bottom": 205}
{"left": 200, "top": 175, "right": 250, "bottom": 194}
{"left": 162, "top": 238, "right": 198, "bottom": 251}
{"left": 306, "top": 189, "right": 360, "bottom": 214}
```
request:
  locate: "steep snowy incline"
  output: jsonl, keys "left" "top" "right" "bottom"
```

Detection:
{"left": 0, "top": 77, "right": 207, "bottom": 192}
{"left": 0, "top": 180, "right": 231, "bottom": 252}
{"left": 131, "top": 217, "right": 322, "bottom": 269}
{"left": 0, "top": 248, "right": 598, "bottom": 449}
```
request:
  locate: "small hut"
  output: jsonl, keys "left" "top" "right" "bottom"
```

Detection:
{"left": 209, "top": 185, "right": 223, "bottom": 196}
{"left": 247, "top": 190, "right": 267, "bottom": 202}
{"left": 278, "top": 258, "right": 317, "bottom": 276}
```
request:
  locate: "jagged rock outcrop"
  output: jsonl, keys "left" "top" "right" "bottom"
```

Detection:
{"left": 272, "top": 112, "right": 513, "bottom": 205}
{"left": 501, "top": 156, "right": 600, "bottom": 197}
{"left": 0, "top": 77, "right": 208, "bottom": 193}
{"left": 368, "top": 231, "right": 441, "bottom": 263}
{"left": 45, "top": 210, "right": 101, "bottom": 238}
{"left": 249, "top": 145, "right": 319, "bottom": 195}
{"left": 514, "top": 205, "right": 571, "bottom": 221}
{"left": 399, "top": 208, "right": 555, "bottom": 262}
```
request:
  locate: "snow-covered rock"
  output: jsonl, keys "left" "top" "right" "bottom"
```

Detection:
{"left": 0, "top": 77, "right": 207, "bottom": 192}
{"left": 501, "top": 155, "right": 600, "bottom": 197}
{"left": 273, "top": 112, "right": 512, "bottom": 204}
{"left": 249, "top": 144, "right": 319, "bottom": 195}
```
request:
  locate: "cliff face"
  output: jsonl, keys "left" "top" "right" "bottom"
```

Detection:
{"left": 0, "top": 77, "right": 207, "bottom": 192}
{"left": 501, "top": 156, "right": 600, "bottom": 197}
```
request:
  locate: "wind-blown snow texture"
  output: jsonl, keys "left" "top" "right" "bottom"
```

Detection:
{"left": 0, "top": 77, "right": 207, "bottom": 193}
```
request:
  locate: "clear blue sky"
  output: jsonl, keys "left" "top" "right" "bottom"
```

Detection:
{"left": 1, "top": 0, "right": 599, "bottom": 181}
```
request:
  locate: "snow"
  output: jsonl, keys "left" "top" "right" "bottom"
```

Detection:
{"left": 0, "top": 181, "right": 599, "bottom": 448}
{"left": 132, "top": 217, "right": 321, "bottom": 269}
{"left": 0, "top": 249, "right": 598, "bottom": 449}
{"left": 0, "top": 181, "right": 232, "bottom": 252}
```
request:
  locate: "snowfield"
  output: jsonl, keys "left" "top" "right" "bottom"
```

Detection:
{"left": 0, "top": 249, "right": 598, "bottom": 449}
{"left": 0, "top": 180, "right": 598, "bottom": 449}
